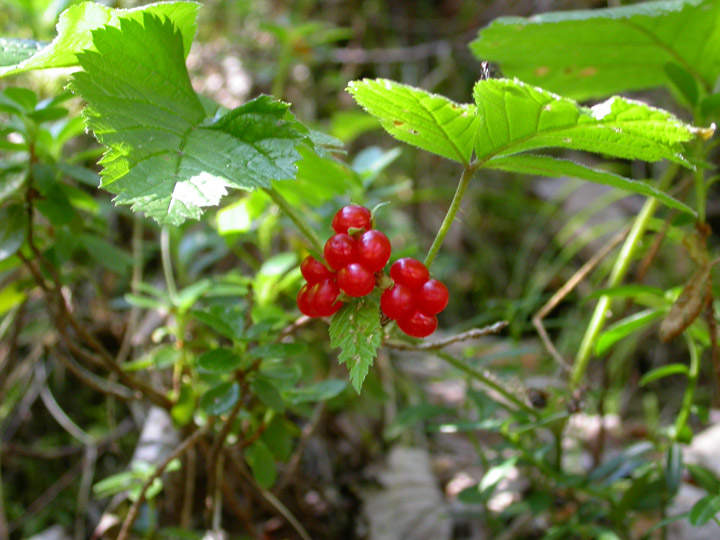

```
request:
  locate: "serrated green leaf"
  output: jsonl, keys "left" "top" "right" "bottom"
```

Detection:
{"left": 245, "top": 441, "right": 276, "bottom": 488}
{"left": 470, "top": 0, "right": 720, "bottom": 100}
{"left": 639, "top": 363, "right": 689, "bottom": 386}
{"left": 346, "top": 78, "right": 478, "bottom": 165}
{"left": 70, "top": 15, "right": 309, "bottom": 225}
{"left": 595, "top": 309, "right": 664, "bottom": 356}
{"left": 0, "top": 1, "right": 200, "bottom": 77}
{"left": 473, "top": 78, "right": 697, "bottom": 166}
{"left": 0, "top": 204, "right": 27, "bottom": 261}
{"left": 485, "top": 154, "right": 695, "bottom": 215}
{"left": 197, "top": 348, "right": 242, "bottom": 374}
{"left": 200, "top": 381, "right": 240, "bottom": 416}
{"left": 329, "top": 295, "right": 382, "bottom": 392}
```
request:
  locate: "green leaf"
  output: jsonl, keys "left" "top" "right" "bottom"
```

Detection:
{"left": 190, "top": 305, "right": 245, "bottom": 341}
{"left": 0, "top": 204, "right": 27, "bottom": 261}
{"left": 244, "top": 441, "right": 276, "bottom": 488}
{"left": 79, "top": 233, "right": 133, "bottom": 274}
{"left": 251, "top": 377, "right": 285, "bottom": 412}
{"left": 170, "top": 383, "right": 196, "bottom": 426}
{"left": 665, "top": 62, "right": 699, "bottom": 106}
{"left": 0, "top": 1, "right": 200, "bottom": 77}
{"left": 384, "top": 404, "right": 453, "bottom": 440}
{"left": 0, "top": 169, "right": 26, "bottom": 205}
{"left": 470, "top": 0, "right": 720, "bottom": 100}
{"left": 690, "top": 494, "right": 720, "bottom": 526}
{"left": 346, "top": 78, "right": 478, "bottom": 165}
{"left": 70, "top": 15, "right": 310, "bottom": 225}
{"left": 284, "top": 379, "right": 348, "bottom": 404}
{"left": 249, "top": 343, "right": 307, "bottom": 359}
{"left": 665, "top": 443, "right": 683, "bottom": 496}
{"left": 329, "top": 295, "right": 382, "bottom": 392}
{"left": 595, "top": 309, "right": 664, "bottom": 356}
{"left": 687, "top": 464, "right": 720, "bottom": 494}
{"left": 261, "top": 416, "right": 292, "bottom": 461}
{"left": 200, "top": 381, "right": 240, "bottom": 416}
{"left": 473, "top": 78, "right": 698, "bottom": 166}
{"left": 639, "top": 363, "right": 689, "bottom": 386}
{"left": 196, "top": 348, "right": 242, "bottom": 374}
{"left": 485, "top": 155, "right": 695, "bottom": 216}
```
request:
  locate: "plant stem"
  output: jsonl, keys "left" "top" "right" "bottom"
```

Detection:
{"left": 694, "top": 140, "right": 707, "bottom": 223}
{"left": 424, "top": 165, "right": 475, "bottom": 268}
{"left": 265, "top": 187, "right": 323, "bottom": 253}
{"left": 436, "top": 351, "right": 538, "bottom": 417}
{"left": 673, "top": 334, "right": 700, "bottom": 440}
{"left": 160, "top": 226, "right": 177, "bottom": 304}
{"left": 571, "top": 164, "right": 679, "bottom": 387}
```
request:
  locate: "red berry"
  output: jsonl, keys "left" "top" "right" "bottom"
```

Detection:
{"left": 390, "top": 258, "right": 429, "bottom": 290}
{"left": 355, "top": 230, "right": 391, "bottom": 272}
{"left": 380, "top": 284, "right": 414, "bottom": 320}
{"left": 301, "top": 256, "right": 333, "bottom": 285}
{"left": 417, "top": 279, "right": 448, "bottom": 315}
{"left": 308, "top": 278, "right": 342, "bottom": 317}
{"left": 324, "top": 233, "right": 355, "bottom": 271}
{"left": 331, "top": 205, "right": 372, "bottom": 234}
{"left": 397, "top": 310, "right": 438, "bottom": 338}
{"left": 297, "top": 284, "right": 316, "bottom": 317}
{"left": 337, "top": 263, "right": 375, "bottom": 297}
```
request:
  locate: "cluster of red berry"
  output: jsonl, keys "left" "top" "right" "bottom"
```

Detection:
{"left": 296, "top": 205, "right": 448, "bottom": 338}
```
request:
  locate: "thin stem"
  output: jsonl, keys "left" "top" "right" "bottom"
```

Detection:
{"left": 265, "top": 187, "right": 323, "bottom": 253}
{"left": 694, "top": 140, "right": 707, "bottom": 223}
{"left": 424, "top": 165, "right": 474, "bottom": 268}
{"left": 673, "top": 334, "right": 700, "bottom": 440}
{"left": 571, "top": 164, "right": 679, "bottom": 387}
{"left": 160, "top": 226, "right": 177, "bottom": 304}
{"left": 436, "top": 351, "right": 538, "bottom": 417}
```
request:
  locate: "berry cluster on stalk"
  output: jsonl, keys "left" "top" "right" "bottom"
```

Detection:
{"left": 296, "top": 204, "right": 448, "bottom": 339}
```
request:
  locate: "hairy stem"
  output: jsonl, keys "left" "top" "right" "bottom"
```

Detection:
{"left": 265, "top": 187, "right": 323, "bottom": 253}
{"left": 424, "top": 165, "right": 474, "bottom": 268}
{"left": 571, "top": 164, "right": 679, "bottom": 387}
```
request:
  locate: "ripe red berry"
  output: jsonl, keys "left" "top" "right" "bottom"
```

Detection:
{"left": 297, "top": 284, "right": 316, "bottom": 317}
{"left": 301, "top": 256, "right": 333, "bottom": 285}
{"left": 331, "top": 205, "right": 372, "bottom": 234}
{"left": 355, "top": 230, "right": 391, "bottom": 272}
{"left": 397, "top": 310, "right": 438, "bottom": 338}
{"left": 337, "top": 263, "right": 375, "bottom": 297}
{"left": 390, "top": 258, "right": 429, "bottom": 290}
{"left": 324, "top": 233, "right": 355, "bottom": 271}
{"left": 308, "top": 278, "right": 342, "bottom": 317}
{"left": 380, "top": 284, "right": 414, "bottom": 320}
{"left": 417, "top": 279, "right": 449, "bottom": 315}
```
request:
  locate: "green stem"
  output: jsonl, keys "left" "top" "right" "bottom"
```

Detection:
{"left": 673, "top": 334, "right": 700, "bottom": 440}
{"left": 436, "top": 350, "right": 538, "bottom": 417}
{"left": 571, "top": 164, "right": 679, "bottom": 387}
{"left": 265, "top": 187, "right": 323, "bottom": 253}
{"left": 424, "top": 166, "right": 475, "bottom": 269}
{"left": 160, "top": 226, "right": 178, "bottom": 305}
{"left": 694, "top": 140, "right": 707, "bottom": 223}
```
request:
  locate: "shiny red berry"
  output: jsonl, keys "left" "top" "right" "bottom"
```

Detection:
{"left": 301, "top": 256, "right": 333, "bottom": 285}
{"left": 397, "top": 310, "right": 438, "bottom": 338}
{"left": 355, "top": 230, "right": 391, "bottom": 273}
{"left": 324, "top": 233, "right": 355, "bottom": 271}
{"left": 390, "top": 258, "right": 429, "bottom": 290}
{"left": 331, "top": 205, "right": 372, "bottom": 234}
{"left": 297, "top": 284, "right": 316, "bottom": 317}
{"left": 308, "top": 278, "right": 342, "bottom": 317}
{"left": 380, "top": 284, "right": 414, "bottom": 320}
{"left": 417, "top": 279, "right": 448, "bottom": 315}
{"left": 337, "top": 263, "right": 375, "bottom": 297}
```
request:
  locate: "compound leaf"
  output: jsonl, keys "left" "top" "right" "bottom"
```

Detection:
{"left": 470, "top": 0, "right": 720, "bottom": 100}
{"left": 329, "top": 294, "right": 382, "bottom": 393}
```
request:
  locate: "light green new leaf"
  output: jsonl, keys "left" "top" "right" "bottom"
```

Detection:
{"left": 347, "top": 78, "right": 478, "bottom": 165}
{"left": 70, "top": 15, "right": 309, "bottom": 225}
{"left": 595, "top": 308, "right": 664, "bottom": 356}
{"left": 474, "top": 78, "right": 700, "bottom": 166}
{"left": 329, "top": 295, "right": 382, "bottom": 393}
{"left": 0, "top": 1, "right": 200, "bottom": 77}
{"left": 470, "top": 0, "right": 720, "bottom": 100}
{"left": 485, "top": 154, "right": 695, "bottom": 215}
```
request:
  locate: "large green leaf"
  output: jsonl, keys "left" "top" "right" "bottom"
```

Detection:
{"left": 0, "top": 1, "right": 200, "bottom": 77}
{"left": 346, "top": 78, "right": 478, "bottom": 165}
{"left": 470, "top": 0, "right": 720, "bottom": 100}
{"left": 485, "top": 155, "right": 695, "bottom": 215}
{"left": 70, "top": 15, "right": 310, "bottom": 225}
{"left": 473, "top": 78, "right": 699, "bottom": 165}
{"left": 329, "top": 295, "right": 382, "bottom": 393}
